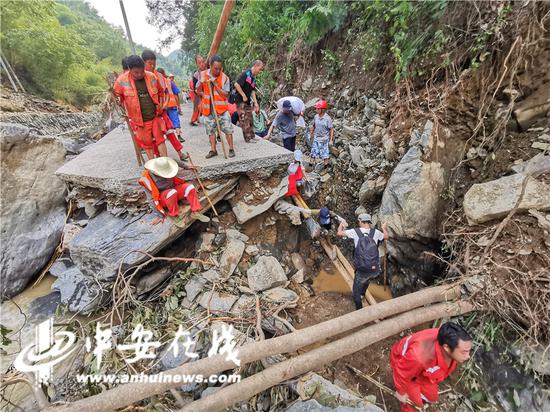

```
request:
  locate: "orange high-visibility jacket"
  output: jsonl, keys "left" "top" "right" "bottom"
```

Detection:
{"left": 167, "top": 80, "right": 179, "bottom": 108}
{"left": 113, "top": 71, "right": 162, "bottom": 127}
{"left": 390, "top": 328, "right": 457, "bottom": 406}
{"left": 199, "top": 70, "right": 228, "bottom": 116}
{"left": 138, "top": 170, "right": 186, "bottom": 215}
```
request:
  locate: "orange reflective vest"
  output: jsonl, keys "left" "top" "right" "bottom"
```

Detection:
{"left": 167, "top": 80, "right": 179, "bottom": 108}
{"left": 113, "top": 71, "right": 161, "bottom": 127}
{"left": 138, "top": 170, "right": 186, "bottom": 215}
{"left": 200, "top": 70, "right": 229, "bottom": 116}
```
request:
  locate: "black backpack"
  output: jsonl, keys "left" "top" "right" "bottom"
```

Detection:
{"left": 353, "top": 228, "right": 380, "bottom": 274}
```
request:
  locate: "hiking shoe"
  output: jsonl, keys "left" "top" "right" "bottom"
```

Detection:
{"left": 191, "top": 212, "right": 210, "bottom": 223}
{"left": 205, "top": 150, "right": 218, "bottom": 159}
{"left": 178, "top": 135, "right": 186, "bottom": 143}
{"left": 228, "top": 149, "right": 235, "bottom": 158}
{"left": 179, "top": 151, "right": 190, "bottom": 161}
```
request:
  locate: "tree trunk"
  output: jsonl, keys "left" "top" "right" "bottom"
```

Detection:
{"left": 179, "top": 301, "right": 474, "bottom": 412}
{"left": 47, "top": 285, "right": 461, "bottom": 412}
{"left": 208, "top": 0, "right": 235, "bottom": 59}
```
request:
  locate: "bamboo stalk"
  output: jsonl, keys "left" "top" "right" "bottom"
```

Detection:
{"left": 178, "top": 301, "right": 474, "bottom": 412}
{"left": 47, "top": 285, "right": 461, "bottom": 412}
{"left": 187, "top": 153, "right": 218, "bottom": 217}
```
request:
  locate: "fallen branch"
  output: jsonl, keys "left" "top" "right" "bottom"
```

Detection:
{"left": 47, "top": 284, "right": 461, "bottom": 412}
{"left": 178, "top": 301, "right": 474, "bottom": 412}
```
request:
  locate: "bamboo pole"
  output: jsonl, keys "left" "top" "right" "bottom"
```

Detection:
{"left": 178, "top": 301, "right": 474, "bottom": 412}
{"left": 207, "top": 80, "right": 228, "bottom": 158}
{"left": 119, "top": 0, "right": 136, "bottom": 54}
{"left": 1, "top": 51, "right": 25, "bottom": 92}
{"left": 208, "top": 0, "right": 235, "bottom": 59}
{"left": 187, "top": 153, "right": 218, "bottom": 217}
{"left": 47, "top": 285, "right": 461, "bottom": 412}
{"left": 0, "top": 55, "right": 18, "bottom": 92}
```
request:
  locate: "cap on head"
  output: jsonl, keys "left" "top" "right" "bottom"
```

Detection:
{"left": 315, "top": 100, "right": 328, "bottom": 109}
{"left": 358, "top": 213, "right": 372, "bottom": 223}
{"left": 320, "top": 207, "right": 331, "bottom": 225}
{"left": 144, "top": 157, "right": 179, "bottom": 179}
{"left": 282, "top": 100, "right": 292, "bottom": 109}
{"left": 294, "top": 150, "right": 303, "bottom": 162}
{"left": 169, "top": 74, "right": 174, "bottom": 78}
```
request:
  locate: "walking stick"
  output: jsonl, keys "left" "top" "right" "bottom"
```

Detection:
{"left": 186, "top": 153, "right": 219, "bottom": 217}
{"left": 207, "top": 80, "right": 228, "bottom": 159}
{"left": 383, "top": 239, "right": 388, "bottom": 288}
{"left": 109, "top": 89, "right": 144, "bottom": 166}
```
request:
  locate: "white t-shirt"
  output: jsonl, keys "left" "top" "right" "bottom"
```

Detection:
{"left": 345, "top": 228, "right": 384, "bottom": 248}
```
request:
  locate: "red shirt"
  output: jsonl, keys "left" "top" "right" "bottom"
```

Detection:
{"left": 390, "top": 328, "right": 456, "bottom": 405}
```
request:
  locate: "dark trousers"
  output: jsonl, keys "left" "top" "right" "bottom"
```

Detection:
{"left": 283, "top": 135, "right": 296, "bottom": 151}
{"left": 352, "top": 271, "right": 379, "bottom": 310}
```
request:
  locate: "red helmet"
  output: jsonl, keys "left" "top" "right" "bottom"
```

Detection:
{"left": 315, "top": 100, "right": 328, "bottom": 109}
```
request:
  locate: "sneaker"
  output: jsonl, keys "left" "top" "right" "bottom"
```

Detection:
{"left": 179, "top": 151, "right": 190, "bottom": 161}
{"left": 191, "top": 212, "right": 210, "bottom": 223}
{"left": 178, "top": 135, "right": 186, "bottom": 143}
{"left": 205, "top": 150, "right": 218, "bottom": 159}
{"left": 228, "top": 149, "right": 235, "bottom": 158}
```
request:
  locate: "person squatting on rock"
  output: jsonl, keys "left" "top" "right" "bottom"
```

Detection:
{"left": 390, "top": 322, "right": 473, "bottom": 412}
{"left": 114, "top": 55, "right": 168, "bottom": 160}
{"left": 266, "top": 99, "right": 297, "bottom": 151}
{"left": 337, "top": 213, "right": 388, "bottom": 310}
{"left": 142, "top": 50, "right": 189, "bottom": 161}
{"left": 234, "top": 60, "right": 264, "bottom": 142}
{"left": 309, "top": 100, "right": 334, "bottom": 167}
{"left": 197, "top": 55, "right": 236, "bottom": 159}
{"left": 138, "top": 157, "right": 209, "bottom": 223}
{"left": 189, "top": 54, "right": 206, "bottom": 126}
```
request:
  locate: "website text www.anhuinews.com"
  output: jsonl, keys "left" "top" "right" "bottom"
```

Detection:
{"left": 76, "top": 373, "right": 241, "bottom": 385}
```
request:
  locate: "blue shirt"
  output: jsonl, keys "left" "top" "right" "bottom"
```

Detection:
{"left": 273, "top": 111, "right": 296, "bottom": 139}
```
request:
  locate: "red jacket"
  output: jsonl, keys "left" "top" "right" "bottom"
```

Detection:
{"left": 390, "top": 328, "right": 456, "bottom": 406}
{"left": 114, "top": 71, "right": 163, "bottom": 127}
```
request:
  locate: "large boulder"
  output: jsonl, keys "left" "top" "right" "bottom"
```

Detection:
{"left": 464, "top": 173, "right": 550, "bottom": 224}
{"left": 247, "top": 256, "right": 287, "bottom": 292}
{"left": 380, "top": 121, "right": 462, "bottom": 280}
{"left": 0, "top": 124, "right": 66, "bottom": 301}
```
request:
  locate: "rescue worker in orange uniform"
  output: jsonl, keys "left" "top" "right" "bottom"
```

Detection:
{"left": 113, "top": 55, "right": 168, "bottom": 160}
{"left": 197, "top": 55, "right": 235, "bottom": 158}
{"left": 138, "top": 157, "right": 209, "bottom": 222}
{"left": 189, "top": 54, "right": 206, "bottom": 126}
{"left": 390, "top": 322, "right": 473, "bottom": 411}
{"left": 142, "top": 50, "right": 188, "bottom": 162}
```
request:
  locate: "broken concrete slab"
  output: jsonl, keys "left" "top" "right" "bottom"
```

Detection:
{"left": 231, "top": 177, "right": 289, "bottom": 224}
{"left": 56, "top": 103, "right": 293, "bottom": 195}
{"left": 247, "top": 256, "right": 287, "bottom": 292}
{"left": 69, "top": 178, "right": 237, "bottom": 281}
{"left": 464, "top": 174, "right": 550, "bottom": 224}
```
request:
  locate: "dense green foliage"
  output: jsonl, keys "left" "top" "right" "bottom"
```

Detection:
{"left": 1, "top": 0, "right": 127, "bottom": 106}
{"left": 0, "top": 0, "right": 185, "bottom": 107}
{"left": 146, "top": 0, "right": 513, "bottom": 93}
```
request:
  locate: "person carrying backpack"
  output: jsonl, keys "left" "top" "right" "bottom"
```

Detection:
{"left": 337, "top": 213, "right": 389, "bottom": 310}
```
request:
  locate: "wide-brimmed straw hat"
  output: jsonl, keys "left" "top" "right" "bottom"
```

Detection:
{"left": 144, "top": 157, "right": 179, "bottom": 178}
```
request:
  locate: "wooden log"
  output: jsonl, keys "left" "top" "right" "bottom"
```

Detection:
{"left": 208, "top": 0, "right": 235, "bottom": 59}
{"left": 178, "top": 301, "right": 474, "bottom": 412}
{"left": 47, "top": 285, "right": 461, "bottom": 412}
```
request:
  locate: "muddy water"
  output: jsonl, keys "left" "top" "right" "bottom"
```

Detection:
{"left": 312, "top": 266, "right": 393, "bottom": 302}
{"left": 1, "top": 275, "right": 59, "bottom": 410}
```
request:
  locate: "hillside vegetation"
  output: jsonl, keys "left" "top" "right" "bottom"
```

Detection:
{"left": 0, "top": 0, "right": 184, "bottom": 108}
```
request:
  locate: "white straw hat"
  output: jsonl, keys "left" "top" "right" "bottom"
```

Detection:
{"left": 144, "top": 157, "right": 179, "bottom": 178}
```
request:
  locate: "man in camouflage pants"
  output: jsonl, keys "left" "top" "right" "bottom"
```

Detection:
{"left": 234, "top": 60, "right": 264, "bottom": 142}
